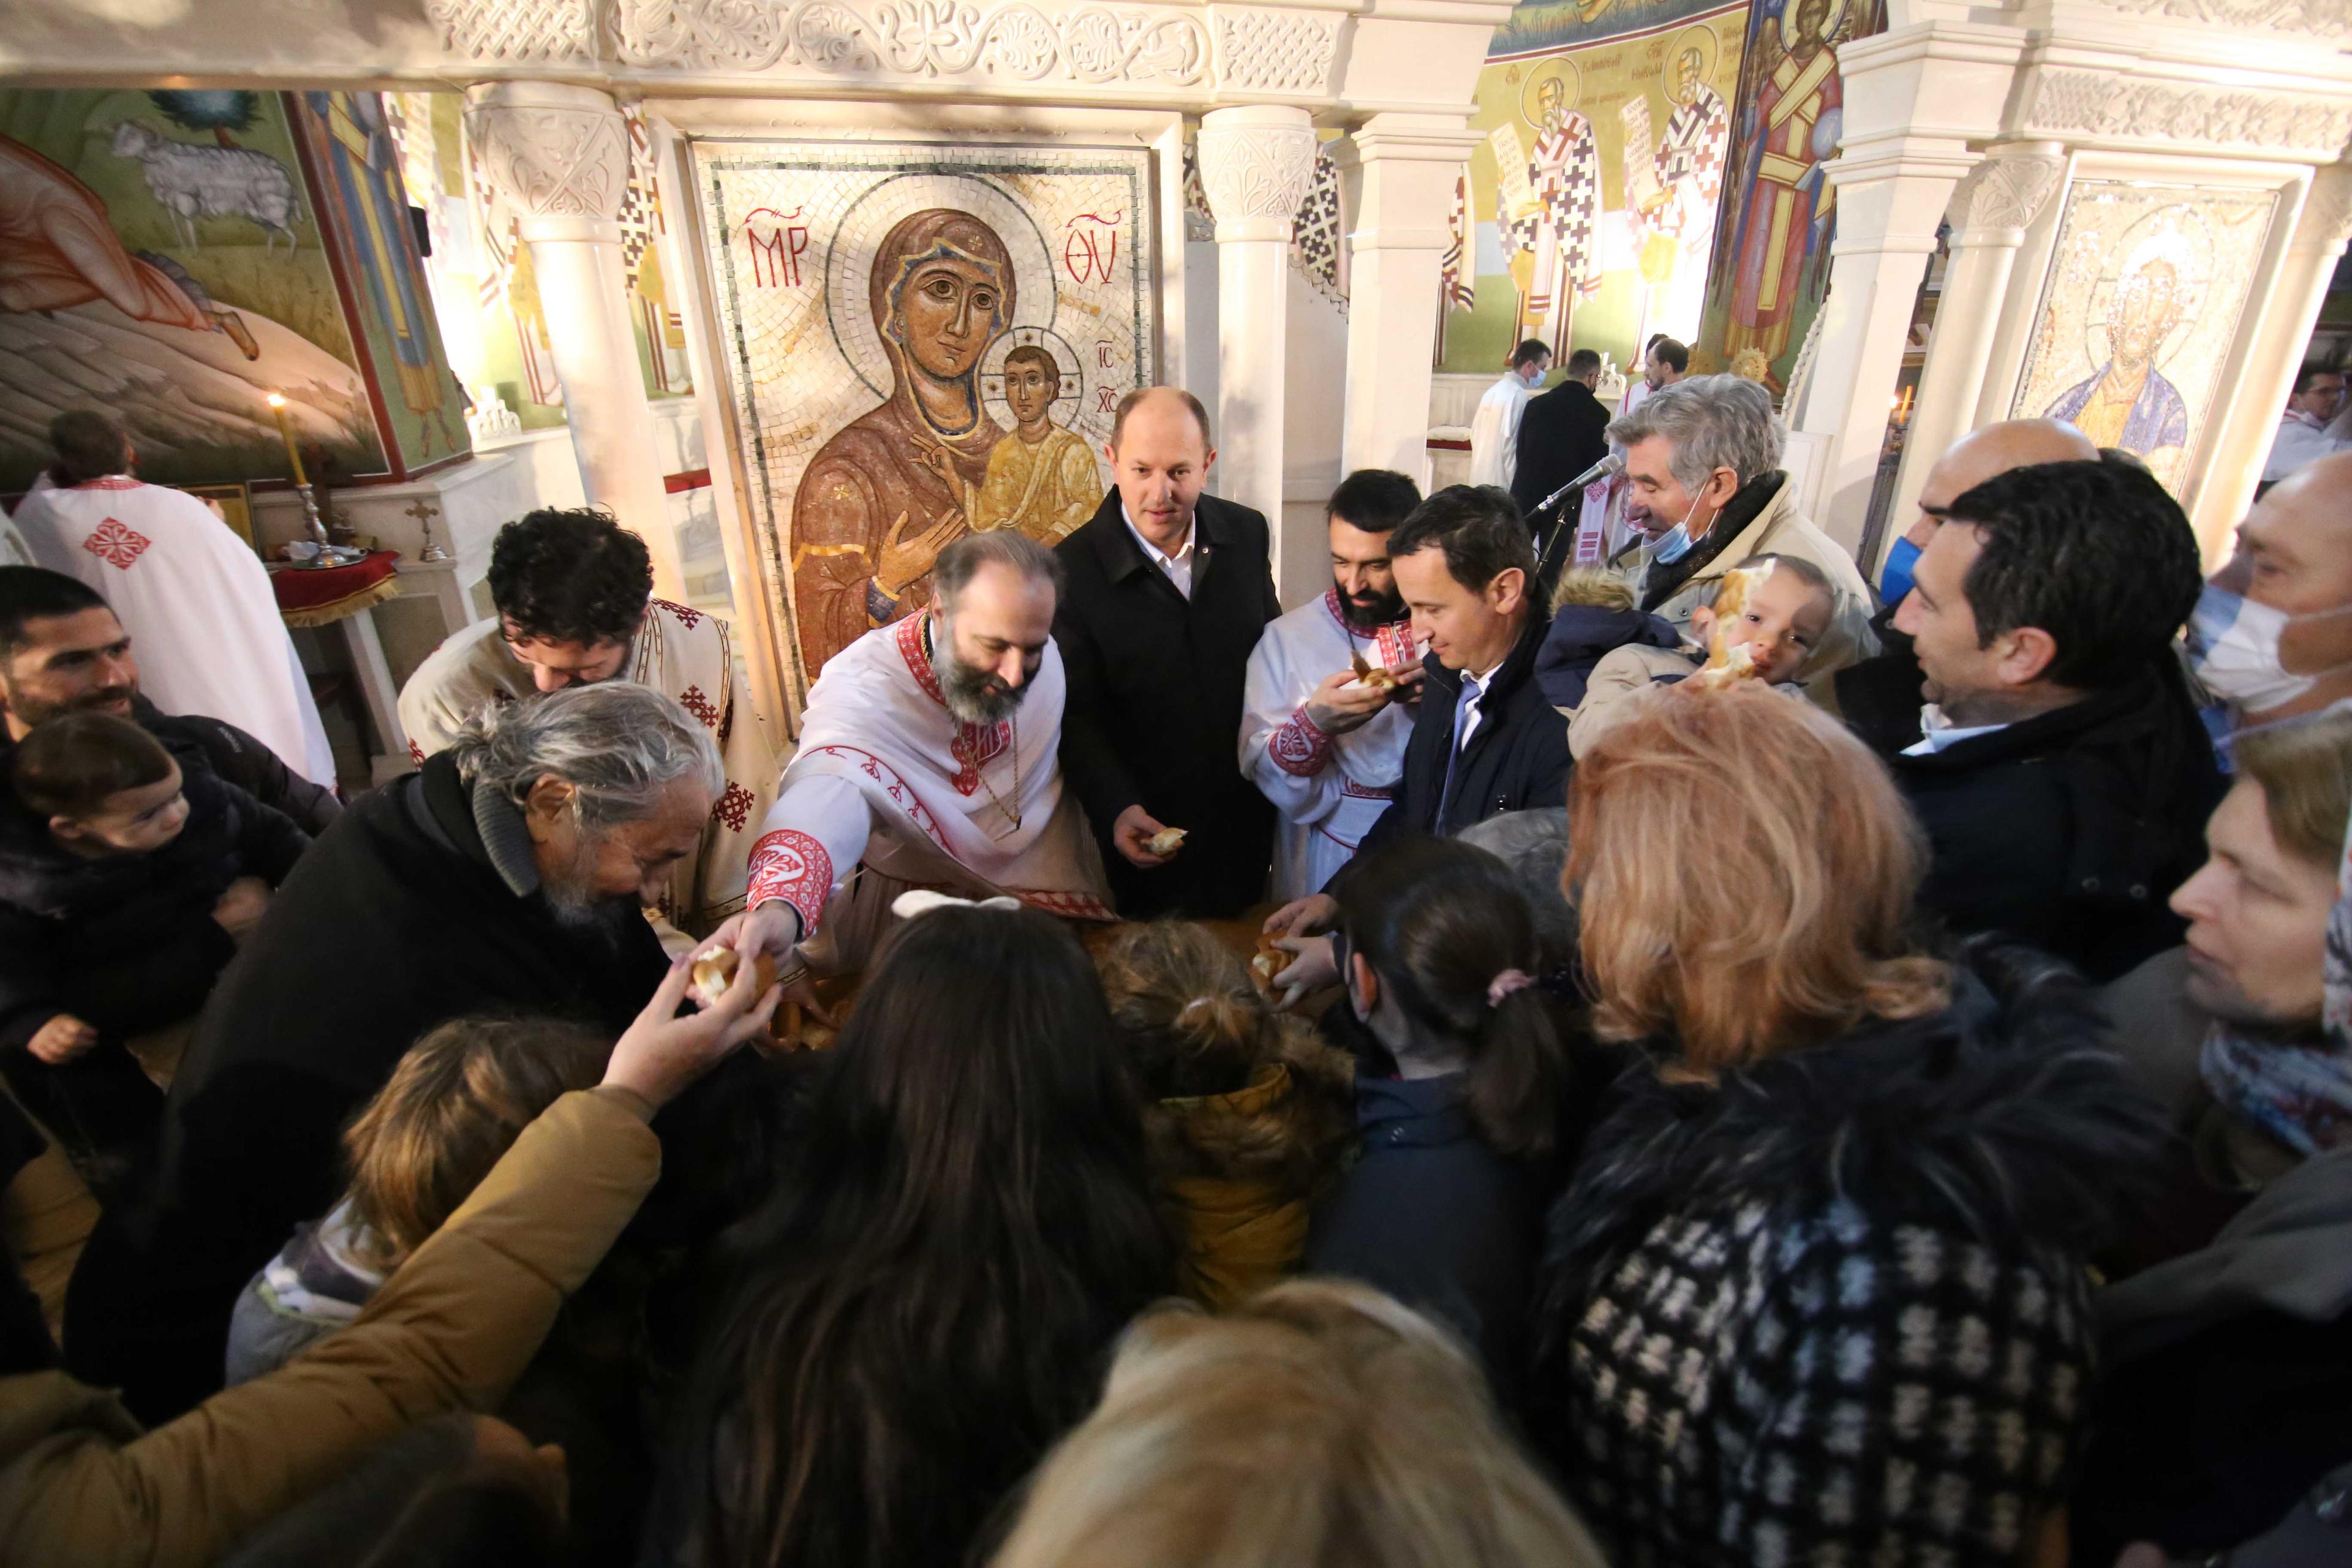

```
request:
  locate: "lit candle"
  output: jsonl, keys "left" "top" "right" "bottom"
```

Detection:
{"left": 266, "top": 393, "right": 308, "bottom": 488}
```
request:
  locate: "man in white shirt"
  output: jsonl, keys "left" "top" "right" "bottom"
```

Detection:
{"left": 2260, "top": 363, "right": 2346, "bottom": 485}
{"left": 10, "top": 410, "right": 334, "bottom": 786}
{"left": 1468, "top": 340, "right": 1551, "bottom": 489}
{"left": 1240, "top": 469, "right": 1425, "bottom": 899}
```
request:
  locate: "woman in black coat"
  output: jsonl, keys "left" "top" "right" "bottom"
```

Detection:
{"left": 1532, "top": 682, "right": 2160, "bottom": 1568}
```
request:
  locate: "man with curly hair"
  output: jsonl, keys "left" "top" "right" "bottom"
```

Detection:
{"left": 398, "top": 508, "right": 778, "bottom": 938}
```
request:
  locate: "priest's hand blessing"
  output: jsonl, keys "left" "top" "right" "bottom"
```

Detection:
{"left": 603, "top": 950, "right": 783, "bottom": 1109}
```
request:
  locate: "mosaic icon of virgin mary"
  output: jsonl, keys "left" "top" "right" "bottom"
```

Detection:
{"left": 791, "top": 208, "right": 1013, "bottom": 676}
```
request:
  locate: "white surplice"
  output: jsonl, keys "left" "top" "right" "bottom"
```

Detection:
{"left": 1468, "top": 374, "right": 1535, "bottom": 489}
{"left": 13, "top": 475, "right": 334, "bottom": 785}
{"left": 749, "top": 612, "right": 1111, "bottom": 970}
{"left": 1239, "top": 588, "right": 1417, "bottom": 900}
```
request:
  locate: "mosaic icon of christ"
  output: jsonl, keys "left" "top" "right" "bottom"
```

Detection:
{"left": 973, "top": 343, "right": 1103, "bottom": 543}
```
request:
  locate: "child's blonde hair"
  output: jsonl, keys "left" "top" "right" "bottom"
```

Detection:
{"left": 341, "top": 1016, "right": 609, "bottom": 1270}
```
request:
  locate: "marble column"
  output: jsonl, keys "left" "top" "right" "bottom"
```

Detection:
{"left": 1333, "top": 114, "right": 1485, "bottom": 488}
{"left": 2193, "top": 160, "right": 2352, "bottom": 558}
{"left": 1883, "top": 142, "right": 2066, "bottom": 559}
{"left": 1196, "top": 105, "right": 1318, "bottom": 582}
{"left": 1792, "top": 135, "right": 1978, "bottom": 550}
{"left": 464, "top": 81, "right": 685, "bottom": 600}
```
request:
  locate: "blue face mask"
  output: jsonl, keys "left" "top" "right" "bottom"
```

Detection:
{"left": 1879, "top": 534, "right": 1921, "bottom": 608}
{"left": 1650, "top": 492, "right": 1709, "bottom": 565}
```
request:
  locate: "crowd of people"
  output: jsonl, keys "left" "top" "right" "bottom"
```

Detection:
{"left": 0, "top": 369, "right": 2343, "bottom": 1568}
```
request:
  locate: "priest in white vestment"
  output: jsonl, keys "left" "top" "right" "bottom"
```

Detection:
{"left": 1467, "top": 343, "right": 1550, "bottom": 489}
{"left": 712, "top": 529, "right": 1110, "bottom": 981}
{"left": 1240, "top": 470, "right": 1425, "bottom": 899}
{"left": 11, "top": 412, "right": 334, "bottom": 786}
{"left": 399, "top": 507, "right": 780, "bottom": 937}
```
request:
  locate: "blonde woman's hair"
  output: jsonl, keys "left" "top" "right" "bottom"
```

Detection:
{"left": 2234, "top": 707, "right": 2352, "bottom": 873}
{"left": 341, "top": 1015, "right": 609, "bottom": 1271}
{"left": 1566, "top": 681, "right": 1949, "bottom": 1073}
{"left": 990, "top": 1278, "right": 1606, "bottom": 1568}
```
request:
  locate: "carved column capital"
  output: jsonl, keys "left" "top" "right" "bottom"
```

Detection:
{"left": 1197, "top": 105, "right": 1318, "bottom": 244}
{"left": 1945, "top": 143, "right": 2067, "bottom": 243}
{"left": 463, "top": 82, "right": 632, "bottom": 243}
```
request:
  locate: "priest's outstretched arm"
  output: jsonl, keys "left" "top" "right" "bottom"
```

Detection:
{"left": 716, "top": 774, "right": 875, "bottom": 966}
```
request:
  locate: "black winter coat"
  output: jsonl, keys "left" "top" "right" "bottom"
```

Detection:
{"left": 1537, "top": 943, "right": 2164, "bottom": 1568}
{"left": 1510, "top": 380, "right": 1612, "bottom": 523}
{"left": 1054, "top": 489, "right": 1280, "bottom": 918}
{"left": 1881, "top": 662, "right": 2224, "bottom": 982}
{"left": 133, "top": 696, "right": 342, "bottom": 837}
{"left": 0, "top": 763, "right": 307, "bottom": 1052}
{"left": 1355, "top": 608, "right": 1572, "bottom": 862}
{"left": 64, "top": 750, "right": 668, "bottom": 1421}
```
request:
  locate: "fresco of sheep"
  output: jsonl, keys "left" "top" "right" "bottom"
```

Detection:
{"left": 110, "top": 119, "right": 302, "bottom": 255}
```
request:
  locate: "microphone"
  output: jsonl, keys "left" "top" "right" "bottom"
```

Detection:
{"left": 1531, "top": 453, "right": 1623, "bottom": 517}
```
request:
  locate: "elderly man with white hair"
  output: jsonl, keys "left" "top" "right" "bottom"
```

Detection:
{"left": 67, "top": 682, "right": 722, "bottom": 1420}
{"left": 1608, "top": 373, "right": 1877, "bottom": 674}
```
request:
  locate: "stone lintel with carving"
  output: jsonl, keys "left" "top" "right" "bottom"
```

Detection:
{"left": 2016, "top": 67, "right": 2352, "bottom": 160}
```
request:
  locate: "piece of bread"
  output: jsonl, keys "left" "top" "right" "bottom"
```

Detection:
{"left": 687, "top": 943, "right": 778, "bottom": 1011}
{"left": 1349, "top": 650, "right": 1401, "bottom": 694}
{"left": 1250, "top": 930, "right": 1288, "bottom": 995}
{"left": 1144, "top": 826, "right": 1186, "bottom": 858}
{"left": 1692, "top": 641, "right": 1758, "bottom": 690}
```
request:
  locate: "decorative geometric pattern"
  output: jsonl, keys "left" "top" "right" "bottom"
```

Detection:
{"left": 712, "top": 778, "right": 756, "bottom": 831}
{"left": 2025, "top": 70, "right": 2352, "bottom": 159}
{"left": 679, "top": 684, "right": 721, "bottom": 728}
{"left": 82, "top": 518, "right": 152, "bottom": 571}
{"left": 653, "top": 597, "right": 705, "bottom": 629}
{"left": 1562, "top": 1197, "right": 2092, "bottom": 1568}
{"left": 697, "top": 140, "right": 1153, "bottom": 703}
{"left": 425, "top": 0, "right": 598, "bottom": 61}
{"left": 1212, "top": 6, "right": 1343, "bottom": 93}
{"left": 1291, "top": 143, "right": 1346, "bottom": 309}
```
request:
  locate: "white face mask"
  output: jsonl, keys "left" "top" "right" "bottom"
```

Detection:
{"left": 2185, "top": 584, "right": 2352, "bottom": 714}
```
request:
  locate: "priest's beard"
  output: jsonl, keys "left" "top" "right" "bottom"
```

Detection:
{"left": 541, "top": 826, "right": 620, "bottom": 940}
{"left": 1338, "top": 583, "right": 1406, "bottom": 633}
{"left": 931, "top": 620, "right": 1033, "bottom": 728}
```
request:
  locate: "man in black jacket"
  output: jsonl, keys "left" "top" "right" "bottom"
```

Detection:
{"left": 1264, "top": 485, "right": 1569, "bottom": 953}
{"left": 1510, "top": 347, "right": 1611, "bottom": 560}
{"left": 1054, "top": 387, "right": 1280, "bottom": 917}
{"left": 0, "top": 567, "right": 341, "bottom": 834}
{"left": 64, "top": 682, "right": 707, "bottom": 1420}
{"left": 1885, "top": 458, "right": 2222, "bottom": 981}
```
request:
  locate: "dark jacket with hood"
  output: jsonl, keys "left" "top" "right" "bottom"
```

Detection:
{"left": 1054, "top": 489, "right": 1281, "bottom": 918}
{"left": 1354, "top": 607, "right": 1571, "bottom": 864}
{"left": 62, "top": 749, "right": 669, "bottom": 1423}
{"left": 1882, "top": 660, "right": 2225, "bottom": 982}
{"left": 2072, "top": 1144, "right": 2352, "bottom": 1564}
{"left": 1536, "top": 943, "right": 2163, "bottom": 1568}
{"left": 1533, "top": 597, "right": 1682, "bottom": 713}
{"left": 1510, "top": 379, "right": 1612, "bottom": 524}
{"left": 0, "top": 764, "right": 307, "bottom": 1054}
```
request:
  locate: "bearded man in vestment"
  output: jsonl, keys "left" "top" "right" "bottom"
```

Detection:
{"left": 712, "top": 529, "right": 1110, "bottom": 988}
{"left": 791, "top": 208, "right": 1015, "bottom": 676}
{"left": 399, "top": 507, "right": 778, "bottom": 938}
{"left": 1526, "top": 77, "right": 1602, "bottom": 353}
{"left": 1724, "top": 0, "right": 1844, "bottom": 370}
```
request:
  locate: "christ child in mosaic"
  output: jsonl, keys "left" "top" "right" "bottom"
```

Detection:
{"left": 974, "top": 344, "right": 1102, "bottom": 544}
